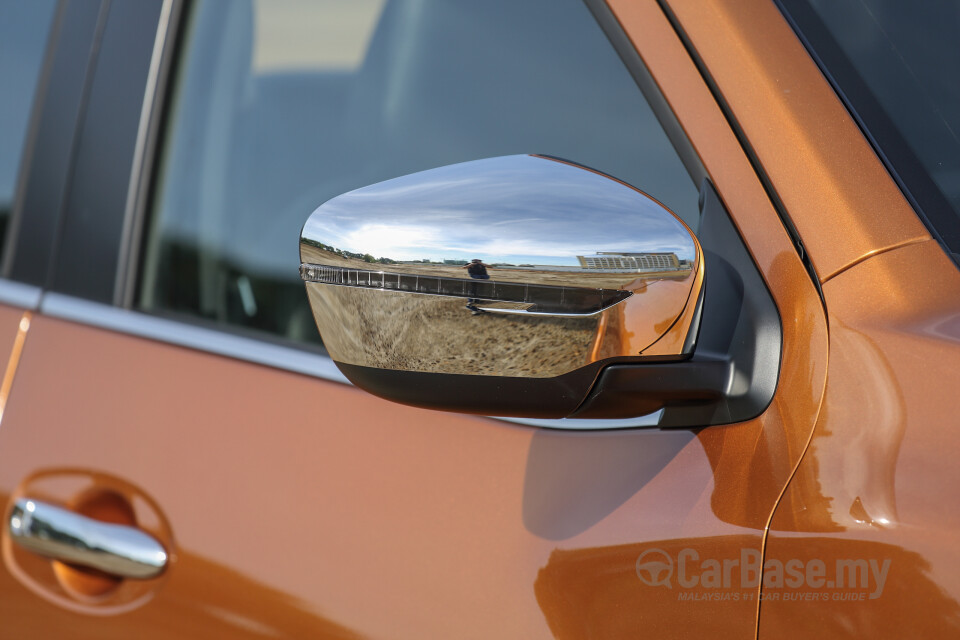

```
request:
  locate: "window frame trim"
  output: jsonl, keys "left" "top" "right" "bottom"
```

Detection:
{"left": 113, "top": 0, "right": 181, "bottom": 307}
{"left": 0, "top": 280, "right": 42, "bottom": 311}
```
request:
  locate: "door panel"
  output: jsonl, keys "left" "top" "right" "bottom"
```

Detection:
{"left": 0, "top": 296, "right": 823, "bottom": 638}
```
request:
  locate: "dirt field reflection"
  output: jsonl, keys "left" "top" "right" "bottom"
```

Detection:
{"left": 302, "top": 243, "right": 699, "bottom": 376}
{"left": 307, "top": 284, "right": 599, "bottom": 377}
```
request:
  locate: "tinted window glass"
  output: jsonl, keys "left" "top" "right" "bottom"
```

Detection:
{"left": 140, "top": 0, "right": 699, "bottom": 345}
{"left": 0, "top": 0, "right": 58, "bottom": 255}
{"left": 780, "top": 0, "right": 960, "bottom": 262}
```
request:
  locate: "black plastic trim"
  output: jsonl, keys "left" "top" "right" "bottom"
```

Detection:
{"left": 573, "top": 180, "right": 782, "bottom": 426}
{"left": 336, "top": 361, "right": 609, "bottom": 419}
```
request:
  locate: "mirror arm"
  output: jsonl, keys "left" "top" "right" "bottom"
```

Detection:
{"left": 567, "top": 356, "right": 734, "bottom": 422}
{"left": 572, "top": 180, "right": 783, "bottom": 427}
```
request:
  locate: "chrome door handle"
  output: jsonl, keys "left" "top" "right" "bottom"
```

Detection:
{"left": 8, "top": 498, "right": 168, "bottom": 579}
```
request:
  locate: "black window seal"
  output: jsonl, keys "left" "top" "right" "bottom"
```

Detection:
{"left": 654, "top": 0, "right": 826, "bottom": 312}
{"left": 114, "top": 0, "right": 185, "bottom": 309}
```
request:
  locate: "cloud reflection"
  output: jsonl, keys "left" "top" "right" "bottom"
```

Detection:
{"left": 302, "top": 155, "right": 696, "bottom": 267}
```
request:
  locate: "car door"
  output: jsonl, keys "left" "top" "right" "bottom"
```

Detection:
{"left": 0, "top": 1, "right": 827, "bottom": 638}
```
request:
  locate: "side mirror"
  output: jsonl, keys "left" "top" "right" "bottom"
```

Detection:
{"left": 300, "top": 155, "right": 781, "bottom": 427}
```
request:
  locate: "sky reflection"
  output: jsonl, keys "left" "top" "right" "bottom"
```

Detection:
{"left": 302, "top": 155, "right": 696, "bottom": 267}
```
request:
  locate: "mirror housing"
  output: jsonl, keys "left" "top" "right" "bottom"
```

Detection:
{"left": 300, "top": 156, "right": 781, "bottom": 426}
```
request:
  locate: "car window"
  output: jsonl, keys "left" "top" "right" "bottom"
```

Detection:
{"left": 779, "top": 0, "right": 960, "bottom": 264}
{"left": 0, "top": 0, "right": 58, "bottom": 258}
{"left": 138, "top": 0, "right": 700, "bottom": 346}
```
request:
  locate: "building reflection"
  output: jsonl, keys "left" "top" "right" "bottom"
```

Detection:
{"left": 577, "top": 252, "right": 686, "bottom": 272}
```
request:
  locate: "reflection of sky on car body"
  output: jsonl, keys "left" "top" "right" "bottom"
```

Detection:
{"left": 303, "top": 155, "right": 696, "bottom": 266}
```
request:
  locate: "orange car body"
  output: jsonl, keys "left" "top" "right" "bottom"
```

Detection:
{"left": 0, "top": 0, "right": 957, "bottom": 637}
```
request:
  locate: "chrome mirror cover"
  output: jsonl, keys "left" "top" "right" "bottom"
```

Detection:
{"left": 300, "top": 155, "right": 704, "bottom": 380}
